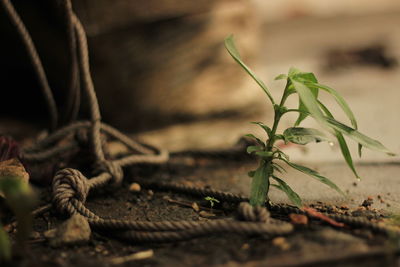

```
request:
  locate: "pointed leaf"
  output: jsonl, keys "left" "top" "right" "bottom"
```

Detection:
{"left": 272, "top": 162, "right": 287, "bottom": 173}
{"left": 244, "top": 134, "right": 265, "bottom": 147}
{"left": 292, "top": 72, "right": 318, "bottom": 83}
{"left": 318, "top": 101, "right": 359, "bottom": 178}
{"left": 225, "top": 35, "right": 275, "bottom": 104}
{"left": 288, "top": 67, "right": 301, "bottom": 76}
{"left": 251, "top": 122, "right": 272, "bottom": 137}
{"left": 274, "top": 74, "right": 287, "bottom": 80}
{"left": 247, "top": 145, "right": 262, "bottom": 154}
{"left": 309, "top": 82, "right": 357, "bottom": 128}
{"left": 249, "top": 161, "right": 272, "bottom": 206}
{"left": 324, "top": 116, "right": 395, "bottom": 156}
{"left": 283, "top": 127, "right": 329, "bottom": 145}
{"left": 272, "top": 176, "right": 302, "bottom": 207}
{"left": 283, "top": 159, "right": 344, "bottom": 196}
{"left": 291, "top": 80, "right": 327, "bottom": 129}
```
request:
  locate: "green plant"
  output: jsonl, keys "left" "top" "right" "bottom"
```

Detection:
{"left": 224, "top": 35, "right": 395, "bottom": 207}
{"left": 0, "top": 176, "right": 34, "bottom": 261}
{"left": 204, "top": 196, "right": 220, "bottom": 208}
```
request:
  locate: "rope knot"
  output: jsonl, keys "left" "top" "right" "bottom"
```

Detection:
{"left": 94, "top": 160, "right": 123, "bottom": 185}
{"left": 52, "top": 168, "right": 90, "bottom": 214}
{"left": 238, "top": 202, "right": 270, "bottom": 223}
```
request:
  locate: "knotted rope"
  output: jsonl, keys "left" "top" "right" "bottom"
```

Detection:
{"left": 1, "top": 0, "right": 295, "bottom": 242}
{"left": 2, "top": 0, "right": 396, "bottom": 243}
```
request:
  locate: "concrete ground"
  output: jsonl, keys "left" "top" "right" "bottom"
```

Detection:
{"left": 139, "top": 10, "right": 400, "bottom": 213}
{"left": 254, "top": 11, "right": 400, "bottom": 212}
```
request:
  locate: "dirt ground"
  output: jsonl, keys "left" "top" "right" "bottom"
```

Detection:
{"left": 1, "top": 156, "right": 398, "bottom": 267}
{"left": 2, "top": 7, "right": 400, "bottom": 267}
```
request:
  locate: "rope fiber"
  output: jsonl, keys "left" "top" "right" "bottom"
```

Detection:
{"left": 2, "top": 0, "right": 398, "bottom": 243}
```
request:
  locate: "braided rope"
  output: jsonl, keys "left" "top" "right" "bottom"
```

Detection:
{"left": 0, "top": 0, "right": 58, "bottom": 130}
{"left": 7, "top": 0, "right": 397, "bottom": 245}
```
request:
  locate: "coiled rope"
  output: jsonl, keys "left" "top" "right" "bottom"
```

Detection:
{"left": 1, "top": 0, "right": 295, "bottom": 242}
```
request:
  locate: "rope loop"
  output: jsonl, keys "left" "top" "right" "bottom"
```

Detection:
{"left": 238, "top": 202, "right": 270, "bottom": 223}
{"left": 94, "top": 160, "right": 124, "bottom": 185}
{"left": 74, "top": 128, "right": 89, "bottom": 148}
{"left": 52, "top": 168, "right": 90, "bottom": 214}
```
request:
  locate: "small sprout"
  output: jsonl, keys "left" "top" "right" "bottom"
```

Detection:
{"left": 204, "top": 196, "right": 220, "bottom": 208}
{"left": 225, "top": 35, "right": 395, "bottom": 208}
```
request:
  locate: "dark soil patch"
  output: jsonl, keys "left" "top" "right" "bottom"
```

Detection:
{"left": 3, "top": 158, "right": 400, "bottom": 267}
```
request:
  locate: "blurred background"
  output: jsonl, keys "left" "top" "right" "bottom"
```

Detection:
{"left": 1, "top": 0, "right": 399, "bottom": 162}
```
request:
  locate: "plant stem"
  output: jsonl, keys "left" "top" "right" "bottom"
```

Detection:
{"left": 250, "top": 81, "right": 291, "bottom": 207}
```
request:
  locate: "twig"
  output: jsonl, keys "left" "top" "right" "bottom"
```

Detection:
{"left": 109, "top": 250, "right": 154, "bottom": 265}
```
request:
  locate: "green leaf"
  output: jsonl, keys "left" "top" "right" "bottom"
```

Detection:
{"left": 274, "top": 74, "right": 287, "bottom": 80}
{"left": 251, "top": 122, "right": 272, "bottom": 137}
{"left": 247, "top": 145, "right": 262, "bottom": 154}
{"left": 324, "top": 116, "right": 395, "bottom": 156}
{"left": 272, "top": 176, "right": 303, "bottom": 208}
{"left": 291, "top": 80, "right": 327, "bottom": 129}
{"left": 249, "top": 161, "right": 272, "bottom": 206}
{"left": 255, "top": 151, "right": 273, "bottom": 159}
{"left": 309, "top": 82, "right": 357, "bottom": 128}
{"left": 272, "top": 162, "right": 287, "bottom": 173}
{"left": 283, "top": 127, "right": 329, "bottom": 145}
{"left": 288, "top": 67, "right": 301, "bottom": 76}
{"left": 244, "top": 134, "right": 265, "bottom": 147}
{"left": 292, "top": 72, "right": 318, "bottom": 83}
{"left": 318, "top": 101, "right": 359, "bottom": 178}
{"left": 0, "top": 223, "right": 11, "bottom": 261}
{"left": 273, "top": 149, "right": 290, "bottom": 161}
{"left": 248, "top": 170, "right": 256, "bottom": 177}
{"left": 225, "top": 35, "right": 275, "bottom": 104}
{"left": 282, "top": 159, "right": 344, "bottom": 196}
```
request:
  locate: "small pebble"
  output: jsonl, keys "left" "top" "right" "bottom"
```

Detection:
{"left": 289, "top": 214, "right": 308, "bottom": 225}
{"left": 192, "top": 202, "right": 200, "bottom": 212}
{"left": 199, "top": 211, "right": 215, "bottom": 218}
{"left": 29, "top": 231, "right": 41, "bottom": 239}
{"left": 129, "top": 183, "right": 141, "bottom": 192}
{"left": 147, "top": 190, "right": 154, "bottom": 200}
{"left": 241, "top": 243, "right": 250, "bottom": 250}
{"left": 272, "top": 237, "right": 290, "bottom": 251}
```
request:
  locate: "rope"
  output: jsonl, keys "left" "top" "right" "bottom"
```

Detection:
{"left": 61, "top": 0, "right": 80, "bottom": 124}
{"left": 0, "top": 0, "right": 58, "bottom": 130}
{"left": 6, "top": 0, "right": 397, "bottom": 244}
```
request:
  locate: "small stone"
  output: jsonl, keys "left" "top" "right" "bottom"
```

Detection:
{"left": 289, "top": 214, "right": 308, "bottom": 225}
{"left": 199, "top": 211, "right": 215, "bottom": 218}
{"left": 192, "top": 202, "right": 200, "bottom": 212}
{"left": 147, "top": 190, "right": 154, "bottom": 200}
{"left": 29, "top": 231, "right": 41, "bottom": 239}
{"left": 272, "top": 237, "right": 290, "bottom": 251}
{"left": 241, "top": 243, "right": 249, "bottom": 250}
{"left": 47, "top": 214, "right": 91, "bottom": 247}
{"left": 43, "top": 229, "right": 56, "bottom": 239}
{"left": 361, "top": 197, "right": 374, "bottom": 208}
{"left": 129, "top": 183, "right": 141, "bottom": 192}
